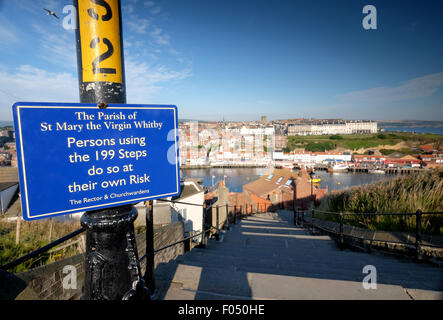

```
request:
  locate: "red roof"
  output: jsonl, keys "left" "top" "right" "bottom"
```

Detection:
{"left": 421, "top": 144, "right": 434, "bottom": 152}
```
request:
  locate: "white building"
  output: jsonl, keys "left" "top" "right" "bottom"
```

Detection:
{"left": 273, "top": 151, "right": 352, "bottom": 164}
{"left": 170, "top": 180, "right": 205, "bottom": 242}
{"left": 287, "top": 121, "right": 377, "bottom": 136}
{"left": 313, "top": 152, "right": 352, "bottom": 163}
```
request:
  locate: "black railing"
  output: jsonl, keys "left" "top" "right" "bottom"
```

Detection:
{"left": 0, "top": 199, "right": 260, "bottom": 272}
{"left": 4, "top": 201, "right": 441, "bottom": 273}
{"left": 294, "top": 207, "right": 443, "bottom": 259}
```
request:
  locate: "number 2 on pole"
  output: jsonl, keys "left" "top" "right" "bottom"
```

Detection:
{"left": 90, "top": 37, "right": 116, "bottom": 74}
{"left": 77, "top": 0, "right": 122, "bottom": 83}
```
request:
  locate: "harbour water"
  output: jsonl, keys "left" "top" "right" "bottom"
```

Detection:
{"left": 61, "top": 168, "right": 395, "bottom": 221}
{"left": 180, "top": 167, "right": 394, "bottom": 193}
{"left": 383, "top": 126, "right": 443, "bottom": 135}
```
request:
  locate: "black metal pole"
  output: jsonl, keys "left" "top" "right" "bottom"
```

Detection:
{"left": 312, "top": 208, "right": 315, "bottom": 234}
{"left": 233, "top": 205, "right": 237, "bottom": 224}
{"left": 415, "top": 209, "right": 422, "bottom": 261}
{"left": 216, "top": 205, "right": 220, "bottom": 233}
{"left": 339, "top": 212, "right": 344, "bottom": 249}
{"left": 201, "top": 206, "right": 207, "bottom": 247}
{"left": 75, "top": 0, "right": 147, "bottom": 300}
{"left": 225, "top": 203, "right": 229, "bottom": 229}
{"left": 144, "top": 201, "right": 155, "bottom": 295}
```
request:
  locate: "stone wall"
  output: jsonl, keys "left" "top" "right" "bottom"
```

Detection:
{"left": 10, "top": 222, "right": 185, "bottom": 300}
{"left": 211, "top": 186, "right": 229, "bottom": 230}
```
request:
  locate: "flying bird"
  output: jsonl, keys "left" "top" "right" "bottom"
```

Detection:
{"left": 43, "top": 8, "right": 59, "bottom": 19}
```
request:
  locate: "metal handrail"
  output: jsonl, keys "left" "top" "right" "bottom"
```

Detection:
{"left": 300, "top": 208, "right": 443, "bottom": 253}
{"left": 308, "top": 221, "right": 443, "bottom": 249}
{"left": 312, "top": 209, "right": 443, "bottom": 216}
{"left": 5, "top": 199, "right": 440, "bottom": 272}
{"left": 1, "top": 227, "right": 86, "bottom": 271}
{"left": 138, "top": 227, "right": 214, "bottom": 262}
{"left": 0, "top": 198, "right": 234, "bottom": 271}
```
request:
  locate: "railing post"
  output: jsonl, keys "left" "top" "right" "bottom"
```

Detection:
{"left": 415, "top": 209, "right": 423, "bottom": 261}
{"left": 225, "top": 203, "right": 229, "bottom": 229}
{"left": 201, "top": 207, "right": 207, "bottom": 247}
{"left": 233, "top": 205, "right": 237, "bottom": 224}
{"left": 293, "top": 206, "right": 297, "bottom": 225}
{"left": 144, "top": 200, "right": 155, "bottom": 296}
{"left": 216, "top": 205, "right": 220, "bottom": 233}
{"left": 339, "top": 212, "right": 344, "bottom": 249}
{"left": 311, "top": 208, "right": 315, "bottom": 234}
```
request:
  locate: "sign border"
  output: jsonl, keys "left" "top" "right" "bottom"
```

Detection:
{"left": 12, "top": 102, "right": 180, "bottom": 221}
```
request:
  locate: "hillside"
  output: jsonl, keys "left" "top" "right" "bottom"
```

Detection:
{"left": 285, "top": 132, "right": 443, "bottom": 153}
{"left": 317, "top": 170, "right": 443, "bottom": 234}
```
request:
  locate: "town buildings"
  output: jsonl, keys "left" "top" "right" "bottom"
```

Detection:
{"left": 176, "top": 119, "right": 443, "bottom": 170}
{"left": 287, "top": 120, "right": 377, "bottom": 136}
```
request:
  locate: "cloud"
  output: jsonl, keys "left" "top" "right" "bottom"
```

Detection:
{"left": 150, "top": 27, "right": 169, "bottom": 45}
{"left": 150, "top": 6, "right": 162, "bottom": 15}
{"left": 125, "top": 57, "right": 192, "bottom": 103}
{"left": 30, "top": 23, "right": 77, "bottom": 70}
{"left": 0, "top": 65, "right": 78, "bottom": 120}
{"left": 123, "top": 4, "right": 135, "bottom": 14}
{"left": 0, "top": 58, "right": 192, "bottom": 120}
{"left": 144, "top": 1, "right": 155, "bottom": 7}
{"left": 336, "top": 72, "right": 443, "bottom": 104}
{"left": 126, "top": 17, "right": 150, "bottom": 34}
{"left": 0, "top": 24, "right": 18, "bottom": 42}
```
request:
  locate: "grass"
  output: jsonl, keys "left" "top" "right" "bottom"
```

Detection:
{"left": 317, "top": 169, "right": 443, "bottom": 235}
{"left": 286, "top": 132, "right": 442, "bottom": 152}
{"left": 0, "top": 218, "right": 82, "bottom": 273}
{"left": 0, "top": 215, "right": 149, "bottom": 273}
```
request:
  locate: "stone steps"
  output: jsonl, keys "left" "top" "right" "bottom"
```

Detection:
{"left": 177, "top": 250, "right": 443, "bottom": 290}
{"left": 158, "top": 212, "right": 443, "bottom": 299}
{"left": 182, "top": 247, "right": 442, "bottom": 277}
{"left": 157, "top": 260, "right": 411, "bottom": 300}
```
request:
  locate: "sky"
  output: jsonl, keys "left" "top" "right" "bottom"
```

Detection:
{"left": 0, "top": 0, "right": 442, "bottom": 122}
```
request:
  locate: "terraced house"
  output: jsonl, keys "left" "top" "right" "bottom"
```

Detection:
{"left": 242, "top": 169, "right": 328, "bottom": 211}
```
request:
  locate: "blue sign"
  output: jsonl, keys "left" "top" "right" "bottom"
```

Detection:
{"left": 12, "top": 102, "right": 180, "bottom": 221}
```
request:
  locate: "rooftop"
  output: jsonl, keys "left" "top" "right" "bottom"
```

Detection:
{"left": 243, "top": 169, "right": 298, "bottom": 198}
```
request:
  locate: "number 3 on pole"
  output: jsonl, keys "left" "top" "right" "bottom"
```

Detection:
{"left": 76, "top": 0, "right": 123, "bottom": 84}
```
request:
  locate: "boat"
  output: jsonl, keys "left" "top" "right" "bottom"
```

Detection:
{"left": 327, "top": 164, "right": 349, "bottom": 173}
{"left": 308, "top": 177, "right": 322, "bottom": 183}
{"left": 368, "top": 169, "right": 385, "bottom": 174}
